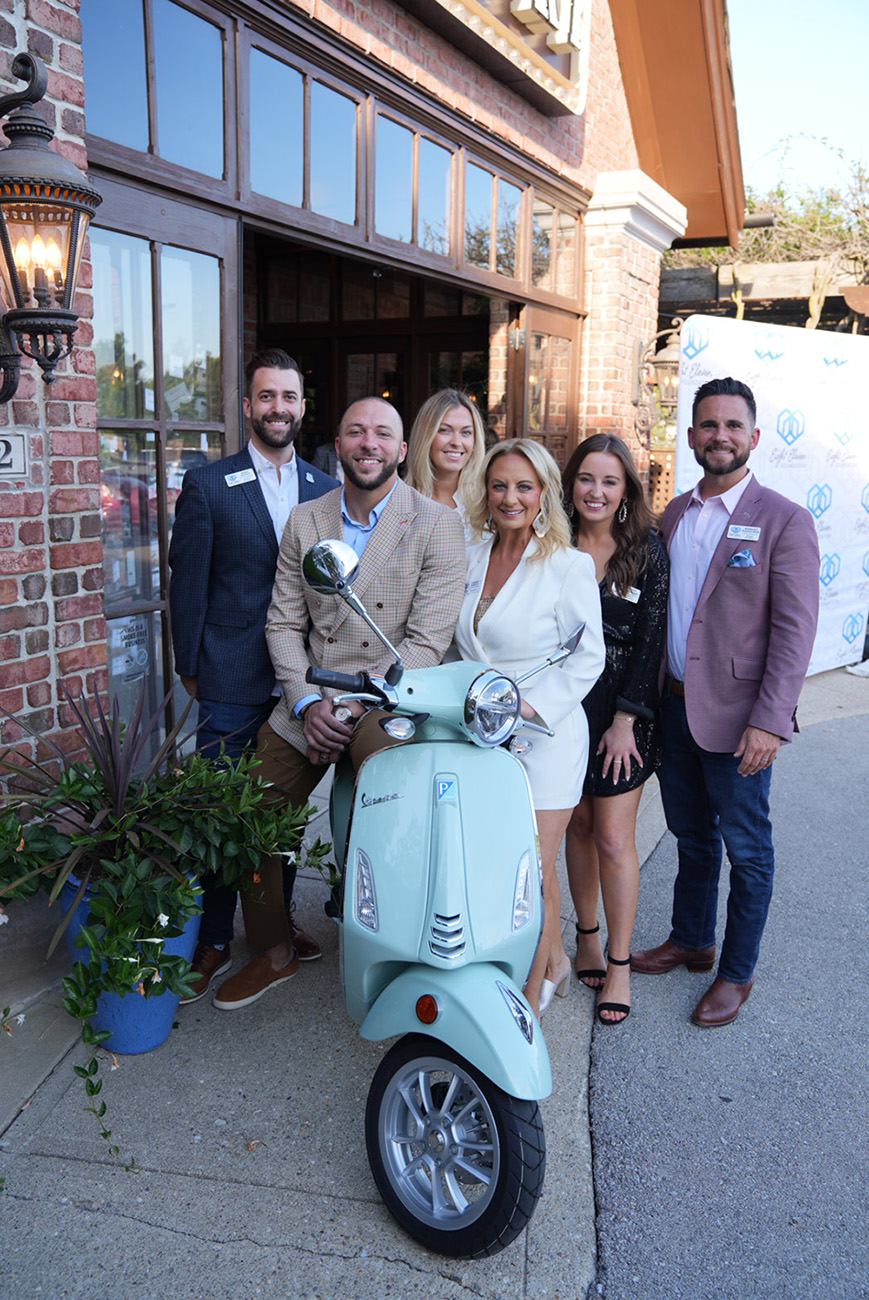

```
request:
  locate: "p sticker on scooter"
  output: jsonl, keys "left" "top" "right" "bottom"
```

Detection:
{"left": 436, "top": 779, "right": 456, "bottom": 802}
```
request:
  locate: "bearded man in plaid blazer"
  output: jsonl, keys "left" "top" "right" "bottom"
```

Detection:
{"left": 213, "top": 395, "right": 467, "bottom": 1011}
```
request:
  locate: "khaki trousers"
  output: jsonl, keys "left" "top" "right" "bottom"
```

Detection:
{"left": 240, "top": 710, "right": 402, "bottom": 950}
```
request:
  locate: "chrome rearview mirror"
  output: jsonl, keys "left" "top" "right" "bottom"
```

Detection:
{"left": 513, "top": 622, "right": 586, "bottom": 687}
{"left": 303, "top": 539, "right": 360, "bottom": 595}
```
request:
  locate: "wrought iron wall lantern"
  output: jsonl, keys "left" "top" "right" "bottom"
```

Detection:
{"left": 0, "top": 52, "right": 102, "bottom": 402}
{"left": 633, "top": 317, "right": 683, "bottom": 441}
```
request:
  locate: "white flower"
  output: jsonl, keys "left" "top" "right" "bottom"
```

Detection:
{"left": 16, "top": 1013, "right": 25, "bottom": 1025}
{"left": 0, "top": 911, "right": 8, "bottom": 926}
{"left": 156, "top": 913, "right": 169, "bottom": 928}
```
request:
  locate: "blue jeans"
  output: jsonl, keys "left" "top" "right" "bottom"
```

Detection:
{"left": 196, "top": 697, "right": 287, "bottom": 946}
{"left": 658, "top": 693, "right": 775, "bottom": 984}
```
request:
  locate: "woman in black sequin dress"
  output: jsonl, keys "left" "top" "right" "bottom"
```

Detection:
{"left": 561, "top": 436, "right": 669, "bottom": 1025}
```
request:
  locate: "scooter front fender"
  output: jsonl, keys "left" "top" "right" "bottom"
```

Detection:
{"left": 360, "top": 965, "right": 552, "bottom": 1101}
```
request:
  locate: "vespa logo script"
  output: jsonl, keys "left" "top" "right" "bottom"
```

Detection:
{"left": 819, "top": 554, "right": 840, "bottom": 587}
{"left": 806, "top": 483, "right": 832, "bottom": 519}
{"left": 776, "top": 409, "right": 805, "bottom": 446}
{"left": 360, "top": 790, "right": 404, "bottom": 808}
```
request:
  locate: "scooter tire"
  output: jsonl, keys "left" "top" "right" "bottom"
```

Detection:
{"left": 365, "top": 1033, "right": 546, "bottom": 1258}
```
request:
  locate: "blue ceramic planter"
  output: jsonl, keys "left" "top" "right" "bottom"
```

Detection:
{"left": 60, "top": 879, "right": 201, "bottom": 1055}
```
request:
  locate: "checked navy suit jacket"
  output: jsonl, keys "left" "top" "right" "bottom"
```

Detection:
{"left": 168, "top": 446, "right": 338, "bottom": 705}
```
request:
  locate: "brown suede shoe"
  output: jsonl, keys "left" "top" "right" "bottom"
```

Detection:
{"left": 179, "top": 942, "right": 232, "bottom": 1004}
{"left": 287, "top": 905, "right": 322, "bottom": 961}
{"left": 630, "top": 938, "right": 716, "bottom": 974}
{"left": 212, "top": 951, "right": 299, "bottom": 1011}
{"left": 691, "top": 976, "right": 753, "bottom": 1028}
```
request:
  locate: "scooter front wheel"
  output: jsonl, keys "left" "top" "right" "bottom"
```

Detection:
{"left": 365, "top": 1033, "right": 545, "bottom": 1257}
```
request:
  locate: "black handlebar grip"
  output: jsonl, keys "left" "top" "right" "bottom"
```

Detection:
{"left": 305, "top": 667, "right": 368, "bottom": 692}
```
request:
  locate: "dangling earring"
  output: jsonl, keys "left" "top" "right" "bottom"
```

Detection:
{"left": 618, "top": 499, "right": 628, "bottom": 524}
{"left": 533, "top": 514, "right": 546, "bottom": 538}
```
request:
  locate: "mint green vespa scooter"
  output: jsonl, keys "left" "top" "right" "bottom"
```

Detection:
{"left": 303, "top": 540, "right": 585, "bottom": 1259}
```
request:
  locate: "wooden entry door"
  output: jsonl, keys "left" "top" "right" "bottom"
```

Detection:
{"left": 515, "top": 305, "right": 579, "bottom": 467}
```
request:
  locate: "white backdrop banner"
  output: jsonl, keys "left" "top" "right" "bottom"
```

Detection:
{"left": 674, "top": 314, "right": 869, "bottom": 675}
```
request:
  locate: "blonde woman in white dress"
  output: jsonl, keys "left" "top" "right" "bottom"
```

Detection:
{"left": 453, "top": 439, "right": 605, "bottom": 1018}
{"left": 404, "top": 389, "right": 487, "bottom": 538}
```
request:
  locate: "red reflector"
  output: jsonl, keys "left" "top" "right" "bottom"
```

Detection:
{"left": 416, "top": 995, "right": 439, "bottom": 1024}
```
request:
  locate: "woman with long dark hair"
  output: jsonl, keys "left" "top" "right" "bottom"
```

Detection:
{"left": 561, "top": 435, "right": 668, "bottom": 1024}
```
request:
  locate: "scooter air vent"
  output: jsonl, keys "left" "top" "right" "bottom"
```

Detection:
{"left": 428, "top": 911, "right": 465, "bottom": 960}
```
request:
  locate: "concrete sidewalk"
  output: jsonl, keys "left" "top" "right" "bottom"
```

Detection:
{"left": 0, "top": 666, "right": 865, "bottom": 1298}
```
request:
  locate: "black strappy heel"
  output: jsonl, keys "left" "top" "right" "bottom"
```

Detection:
{"left": 575, "top": 922, "right": 607, "bottom": 988}
{"left": 597, "top": 954, "right": 631, "bottom": 1025}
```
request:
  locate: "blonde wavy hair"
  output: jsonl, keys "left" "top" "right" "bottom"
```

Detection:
{"left": 466, "top": 438, "right": 573, "bottom": 562}
{"left": 404, "top": 389, "right": 487, "bottom": 509}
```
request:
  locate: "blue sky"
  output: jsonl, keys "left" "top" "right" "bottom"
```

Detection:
{"left": 727, "top": 0, "right": 868, "bottom": 196}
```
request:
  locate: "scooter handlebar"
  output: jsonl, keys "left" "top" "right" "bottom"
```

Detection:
{"left": 305, "top": 667, "right": 369, "bottom": 693}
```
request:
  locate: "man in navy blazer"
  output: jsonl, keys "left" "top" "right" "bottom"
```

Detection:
{"left": 169, "top": 349, "right": 337, "bottom": 1000}
{"left": 631, "top": 377, "right": 819, "bottom": 1027}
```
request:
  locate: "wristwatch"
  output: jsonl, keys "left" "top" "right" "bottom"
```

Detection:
{"left": 333, "top": 705, "right": 354, "bottom": 724}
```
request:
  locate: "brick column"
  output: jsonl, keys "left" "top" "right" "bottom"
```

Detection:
{"left": 581, "top": 170, "right": 686, "bottom": 474}
{"left": 0, "top": 0, "right": 104, "bottom": 754}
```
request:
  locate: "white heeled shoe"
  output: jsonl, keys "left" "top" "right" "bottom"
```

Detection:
{"left": 538, "top": 954, "right": 572, "bottom": 1016}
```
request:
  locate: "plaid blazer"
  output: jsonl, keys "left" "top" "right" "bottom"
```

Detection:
{"left": 266, "top": 477, "right": 467, "bottom": 752}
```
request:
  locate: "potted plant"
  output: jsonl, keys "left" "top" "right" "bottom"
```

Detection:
{"left": 0, "top": 684, "right": 329, "bottom": 1166}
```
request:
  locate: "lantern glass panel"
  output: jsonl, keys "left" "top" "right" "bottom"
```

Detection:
{"left": 0, "top": 201, "right": 85, "bottom": 312}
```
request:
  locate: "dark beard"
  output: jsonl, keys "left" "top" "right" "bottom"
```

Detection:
{"left": 251, "top": 412, "right": 302, "bottom": 449}
{"left": 340, "top": 452, "right": 401, "bottom": 492}
{"left": 695, "top": 445, "right": 750, "bottom": 477}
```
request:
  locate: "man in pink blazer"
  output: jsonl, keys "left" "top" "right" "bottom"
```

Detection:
{"left": 632, "top": 377, "right": 820, "bottom": 1026}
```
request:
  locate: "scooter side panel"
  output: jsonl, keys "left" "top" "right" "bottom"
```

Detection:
{"left": 342, "top": 742, "right": 542, "bottom": 1026}
{"left": 359, "top": 964, "right": 552, "bottom": 1101}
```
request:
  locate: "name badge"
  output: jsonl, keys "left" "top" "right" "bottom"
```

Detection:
{"left": 727, "top": 524, "right": 761, "bottom": 541}
{"left": 465, "top": 578, "right": 482, "bottom": 594}
{"left": 225, "top": 468, "right": 256, "bottom": 487}
{"left": 305, "top": 472, "right": 314, "bottom": 483}
{"left": 625, "top": 586, "right": 641, "bottom": 604}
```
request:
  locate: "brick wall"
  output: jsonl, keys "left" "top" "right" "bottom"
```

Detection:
{"left": 0, "top": 0, "right": 104, "bottom": 754}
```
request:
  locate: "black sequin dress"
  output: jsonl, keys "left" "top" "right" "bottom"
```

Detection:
{"left": 582, "top": 531, "right": 669, "bottom": 798}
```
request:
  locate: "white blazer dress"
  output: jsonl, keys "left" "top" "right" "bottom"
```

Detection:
{"left": 453, "top": 535, "right": 605, "bottom": 809}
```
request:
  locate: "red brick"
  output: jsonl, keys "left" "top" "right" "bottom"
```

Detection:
{"left": 11, "top": 399, "right": 39, "bottom": 425}
{"left": 50, "top": 430, "right": 98, "bottom": 456}
{"left": 1, "top": 655, "right": 50, "bottom": 686}
{"left": 77, "top": 460, "right": 101, "bottom": 483}
{"left": 0, "top": 491, "right": 44, "bottom": 517}
{"left": 84, "top": 617, "right": 106, "bottom": 643}
{"left": 46, "top": 401, "right": 71, "bottom": 425}
{"left": 55, "top": 622, "right": 81, "bottom": 648}
{"left": 41, "top": 376, "right": 95, "bottom": 403}
{"left": 49, "top": 487, "right": 98, "bottom": 512}
{"left": 0, "top": 688, "right": 24, "bottom": 714}
{"left": 27, "top": 0, "right": 82, "bottom": 45}
{"left": 59, "top": 41, "right": 82, "bottom": 75}
{"left": 49, "top": 540, "right": 103, "bottom": 569}
{"left": 0, "top": 548, "right": 45, "bottom": 575}
{"left": 18, "top": 521, "right": 45, "bottom": 546}
{"left": 50, "top": 459, "right": 75, "bottom": 485}
{"left": 0, "top": 523, "right": 13, "bottom": 547}
{"left": 58, "top": 645, "right": 106, "bottom": 674}
{"left": 56, "top": 594, "right": 103, "bottom": 621}
{"left": 73, "top": 350, "right": 96, "bottom": 379}
{"left": 0, "top": 604, "right": 48, "bottom": 632}
{"left": 0, "top": 634, "right": 20, "bottom": 658}
{"left": 27, "top": 681, "right": 52, "bottom": 708}
{"left": 0, "top": 578, "right": 17, "bottom": 604}
{"left": 81, "top": 566, "right": 103, "bottom": 591}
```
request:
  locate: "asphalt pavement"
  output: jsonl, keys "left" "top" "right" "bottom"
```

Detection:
{"left": 0, "top": 667, "right": 866, "bottom": 1299}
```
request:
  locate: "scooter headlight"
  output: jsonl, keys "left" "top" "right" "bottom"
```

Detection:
{"left": 354, "top": 848, "right": 378, "bottom": 931}
{"left": 464, "top": 670, "right": 520, "bottom": 746}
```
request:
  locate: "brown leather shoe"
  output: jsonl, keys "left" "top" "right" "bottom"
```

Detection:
{"left": 287, "top": 905, "right": 322, "bottom": 961}
{"left": 630, "top": 938, "right": 716, "bottom": 974}
{"left": 179, "top": 942, "right": 232, "bottom": 1004}
{"left": 212, "top": 951, "right": 299, "bottom": 1010}
{"left": 691, "top": 976, "right": 753, "bottom": 1028}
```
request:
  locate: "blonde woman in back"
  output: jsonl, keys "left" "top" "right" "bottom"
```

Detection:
{"left": 405, "top": 389, "right": 487, "bottom": 536}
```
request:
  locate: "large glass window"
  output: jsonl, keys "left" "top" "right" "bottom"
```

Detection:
{"left": 465, "top": 163, "right": 493, "bottom": 270}
{"left": 418, "top": 138, "right": 451, "bottom": 256}
{"left": 161, "top": 248, "right": 222, "bottom": 421}
{"left": 82, "top": 0, "right": 225, "bottom": 178}
{"left": 81, "top": 0, "right": 148, "bottom": 150}
{"left": 249, "top": 49, "right": 304, "bottom": 206}
{"left": 496, "top": 180, "right": 522, "bottom": 278}
{"left": 92, "top": 231, "right": 155, "bottom": 419}
{"left": 375, "top": 117, "right": 413, "bottom": 243}
{"left": 310, "top": 81, "right": 357, "bottom": 225}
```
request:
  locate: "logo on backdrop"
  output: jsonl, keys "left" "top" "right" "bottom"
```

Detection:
{"left": 863, "top": 551, "right": 869, "bottom": 579}
{"left": 842, "top": 612, "right": 865, "bottom": 645}
{"left": 776, "top": 409, "right": 805, "bottom": 445}
{"left": 754, "top": 331, "right": 785, "bottom": 363}
{"left": 681, "top": 323, "right": 709, "bottom": 361}
{"left": 834, "top": 428, "right": 856, "bottom": 446}
{"left": 806, "top": 483, "right": 832, "bottom": 518}
{"left": 823, "top": 354, "right": 848, "bottom": 368}
{"left": 862, "top": 485, "right": 869, "bottom": 514}
{"left": 819, "top": 554, "right": 840, "bottom": 587}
